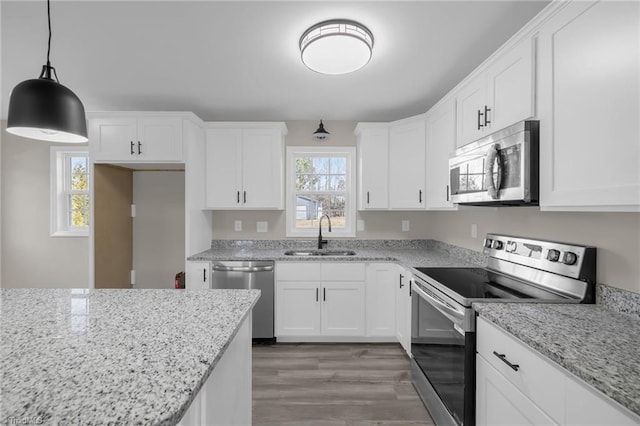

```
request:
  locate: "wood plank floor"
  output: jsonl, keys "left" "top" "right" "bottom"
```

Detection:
{"left": 252, "top": 343, "right": 434, "bottom": 425}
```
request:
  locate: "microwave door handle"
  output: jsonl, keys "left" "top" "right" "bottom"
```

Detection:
{"left": 485, "top": 144, "right": 503, "bottom": 200}
{"left": 412, "top": 282, "right": 464, "bottom": 322}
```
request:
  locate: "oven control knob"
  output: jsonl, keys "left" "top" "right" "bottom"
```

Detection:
{"left": 547, "top": 249, "right": 561, "bottom": 262}
{"left": 492, "top": 240, "right": 504, "bottom": 250}
{"left": 484, "top": 239, "right": 493, "bottom": 249}
{"left": 563, "top": 252, "right": 578, "bottom": 265}
{"left": 506, "top": 241, "right": 517, "bottom": 253}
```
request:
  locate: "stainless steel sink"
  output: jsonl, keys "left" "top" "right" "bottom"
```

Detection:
{"left": 283, "top": 250, "right": 356, "bottom": 257}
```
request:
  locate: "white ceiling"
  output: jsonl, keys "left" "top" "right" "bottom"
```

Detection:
{"left": 1, "top": 1, "right": 550, "bottom": 122}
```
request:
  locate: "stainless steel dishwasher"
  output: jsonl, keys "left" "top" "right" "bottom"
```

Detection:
{"left": 211, "top": 260, "right": 274, "bottom": 343}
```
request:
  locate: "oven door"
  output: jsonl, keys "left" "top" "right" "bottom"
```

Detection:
{"left": 411, "top": 280, "right": 475, "bottom": 426}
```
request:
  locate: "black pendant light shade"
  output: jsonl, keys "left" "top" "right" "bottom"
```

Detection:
{"left": 6, "top": 0, "right": 87, "bottom": 143}
{"left": 7, "top": 68, "right": 87, "bottom": 143}
{"left": 313, "top": 120, "right": 330, "bottom": 141}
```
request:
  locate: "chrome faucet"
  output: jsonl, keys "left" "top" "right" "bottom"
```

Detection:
{"left": 318, "top": 214, "right": 332, "bottom": 249}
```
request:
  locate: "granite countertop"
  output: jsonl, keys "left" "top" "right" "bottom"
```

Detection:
{"left": 473, "top": 303, "right": 640, "bottom": 418}
{"left": 188, "top": 245, "right": 483, "bottom": 271}
{"left": 0, "top": 288, "right": 260, "bottom": 426}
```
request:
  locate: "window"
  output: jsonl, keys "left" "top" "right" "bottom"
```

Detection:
{"left": 286, "top": 146, "right": 356, "bottom": 237}
{"left": 50, "top": 147, "right": 90, "bottom": 237}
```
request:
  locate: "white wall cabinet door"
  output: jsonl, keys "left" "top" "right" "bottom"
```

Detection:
{"left": 186, "top": 261, "right": 210, "bottom": 290}
{"left": 389, "top": 117, "right": 426, "bottom": 209}
{"left": 486, "top": 37, "right": 535, "bottom": 134}
{"left": 365, "top": 263, "right": 396, "bottom": 337}
{"left": 425, "top": 98, "right": 458, "bottom": 210}
{"left": 89, "top": 116, "right": 183, "bottom": 162}
{"left": 242, "top": 129, "right": 284, "bottom": 209}
{"left": 321, "top": 282, "right": 365, "bottom": 336}
{"left": 476, "top": 355, "right": 557, "bottom": 426}
{"left": 276, "top": 281, "right": 321, "bottom": 336}
{"left": 455, "top": 75, "right": 487, "bottom": 147}
{"left": 356, "top": 125, "right": 390, "bottom": 210}
{"left": 537, "top": 0, "right": 640, "bottom": 211}
{"left": 204, "top": 129, "right": 243, "bottom": 209}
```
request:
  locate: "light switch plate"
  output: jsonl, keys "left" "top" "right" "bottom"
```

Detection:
{"left": 357, "top": 220, "right": 365, "bottom": 231}
{"left": 257, "top": 221, "right": 268, "bottom": 233}
{"left": 402, "top": 220, "right": 410, "bottom": 232}
{"left": 234, "top": 220, "right": 242, "bottom": 232}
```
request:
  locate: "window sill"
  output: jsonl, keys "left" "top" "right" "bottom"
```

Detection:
{"left": 285, "top": 231, "right": 356, "bottom": 238}
{"left": 51, "top": 230, "right": 89, "bottom": 238}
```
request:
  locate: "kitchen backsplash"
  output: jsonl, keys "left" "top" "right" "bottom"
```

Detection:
{"left": 597, "top": 284, "right": 640, "bottom": 320}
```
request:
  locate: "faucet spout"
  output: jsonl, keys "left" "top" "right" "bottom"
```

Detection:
{"left": 318, "top": 214, "right": 332, "bottom": 249}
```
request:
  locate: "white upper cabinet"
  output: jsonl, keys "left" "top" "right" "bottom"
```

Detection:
{"left": 204, "top": 123, "right": 287, "bottom": 210}
{"left": 89, "top": 115, "right": 183, "bottom": 162}
{"left": 425, "top": 98, "right": 457, "bottom": 210}
{"left": 356, "top": 124, "right": 389, "bottom": 210}
{"left": 537, "top": 0, "right": 640, "bottom": 211}
{"left": 456, "top": 36, "right": 536, "bottom": 147}
{"left": 389, "top": 116, "right": 427, "bottom": 209}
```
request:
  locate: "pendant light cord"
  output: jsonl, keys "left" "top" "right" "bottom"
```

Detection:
{"left": 40, "top": 0, "right": 59, "bottom": 82}
{"left": 46, "top": 0, "right": 51, "bottom": 67}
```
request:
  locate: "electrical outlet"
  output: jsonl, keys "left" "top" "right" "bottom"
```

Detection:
{"left": 471, "top": 223, "right": 478, "bottom": 239}
{"left": 256, "top": 221, "right": 268, "bottom": 233}
{"left": 402, "top": 220, "right": 410, "bottom": 232}
{"left": 234, "top": 220, "right": 242, "bottom": 232}
{"left": 357, "top": 220, "right": 365, "bottom": 231}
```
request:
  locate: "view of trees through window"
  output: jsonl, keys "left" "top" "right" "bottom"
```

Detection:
{"left": 294, "top": 155, "right": 347, "bottom": 229}
{"left": 68, "top": 156, "right": 90, "bottom": 228}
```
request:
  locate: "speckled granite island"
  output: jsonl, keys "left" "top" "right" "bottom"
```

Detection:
{"left": 0, "top": 288, "right": 260, "bottom": 426}
{"left": 474, "top": 302, "right": 640, "bottom": 420}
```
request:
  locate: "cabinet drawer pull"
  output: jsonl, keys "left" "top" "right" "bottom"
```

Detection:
{"left": 493, "top": 351, "right": 520, "bottom": 371}
{"left": 130, "top": 141, "right": 135, "bottom": 155}
{"left": 484, "top": 105, "right": 492, "bottom": 127}
{"left": 477, "top": 109, "right": 484, "bottom": 130}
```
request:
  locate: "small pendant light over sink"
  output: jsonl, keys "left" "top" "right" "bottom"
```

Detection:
{"left": 7, "top": 0, "right": 87, "bottom": 143}
{"left": 313, "top": 120, "right": 330, "bottom": 141}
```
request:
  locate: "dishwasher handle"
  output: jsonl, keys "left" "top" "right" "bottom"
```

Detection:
{"left": 212, "top": 265, "right": 274, "bottom": 272}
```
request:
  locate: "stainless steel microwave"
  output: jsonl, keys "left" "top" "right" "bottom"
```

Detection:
{"left": 449, "top": 120, "right": 539, "bottom": 206}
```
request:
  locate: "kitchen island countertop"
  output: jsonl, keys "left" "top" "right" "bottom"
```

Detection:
{"left": 473, "top": 302, "right": 640, "bottom": 418}
{"left": 0, "top": 288, "right": 260, "bottom": 425}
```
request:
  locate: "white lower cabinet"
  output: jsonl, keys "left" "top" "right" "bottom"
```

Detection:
{"left": 365, "top": 263, "right": 396, "bottom": 337}
{"left": 275, "top": 262, "right": 365, "bottom": 339}
{"left": 395, "top": 266, "right": 412, "bottom": 354}
{"left": 477, "top": 317, "right": 640, "bottom": 426}
{"left": 186, "top": 261, "right": 210, "bottom": 290}
{"left": 178, "top": 313, "right": 252, "bottom": 426}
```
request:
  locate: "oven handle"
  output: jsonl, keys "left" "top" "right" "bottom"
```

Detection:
{"left": 411, "top": 281, "right": 465, "bottom": 322}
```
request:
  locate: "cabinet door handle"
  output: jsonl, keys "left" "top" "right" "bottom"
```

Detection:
{"left": 399, "top": 274, "right": 404, "bottom": 288}
{"left": 316, "top": 287, "right": 319, "bottom": 302}
{"left": 419, "top": 190, "right": 423, "bottom": 203}
{"left": 130, "top": 141, "right": 135, "bottom": 155}
{"left": 477, "top": 109, "right": 484, "bottom": 130}
{"left": 367, "top": 191, "right": 370, "bottom": 205}
{"left": 493, "top": 351, "right": 520, "bottom": 371}
{"left": 237, "top": 191, "right": 240, "bottom": 204}
{"left": 446, "top": 185, "right": 450, "bottom": 202}
{"left": 323, "top": 288, "right": 326, "bottom": 302}
{"left": 243, "top": 191, "right": 247, "bottom": 204}
{"left": 203, "top": 268, "right": 207, "bottom": 283}
{"left": 137, "top": 141, "right": 142, "bottom": 155}
{"left": 484, "top": 105, "right": 492, "bottom": 127}
{"left": 409, "top": 279, "right": 412, "bottom": 297}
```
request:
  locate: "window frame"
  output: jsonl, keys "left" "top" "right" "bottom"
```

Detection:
{"left": 285, "top": 146, "right": 356, "bottom": 238}
{"left": 50, "top": 147, "right": 90, "bottom": 237}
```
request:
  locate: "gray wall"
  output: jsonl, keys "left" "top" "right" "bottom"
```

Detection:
{"left": 132, "top": 171, "right": 185, "bottom": 289}
{"left": 1, "top": 122, "right": 89, "bottom": 288}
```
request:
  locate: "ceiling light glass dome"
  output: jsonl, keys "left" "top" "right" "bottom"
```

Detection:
{"left": 300, "top": 19, "right": 374, "bottom": 75}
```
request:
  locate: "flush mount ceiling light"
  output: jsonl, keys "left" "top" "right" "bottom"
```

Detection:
{"left": 300, "top": 19, "right": 374, "bottom": 75}
{"left": 7, "top": 0, "right": 87, "bottom": 143}
{"left": 312, "top": 120, "right": 330, "bottom": 140}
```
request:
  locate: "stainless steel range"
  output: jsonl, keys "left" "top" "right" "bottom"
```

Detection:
{"left": 409, "top": 234, "right": 596, "bottom": 426}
